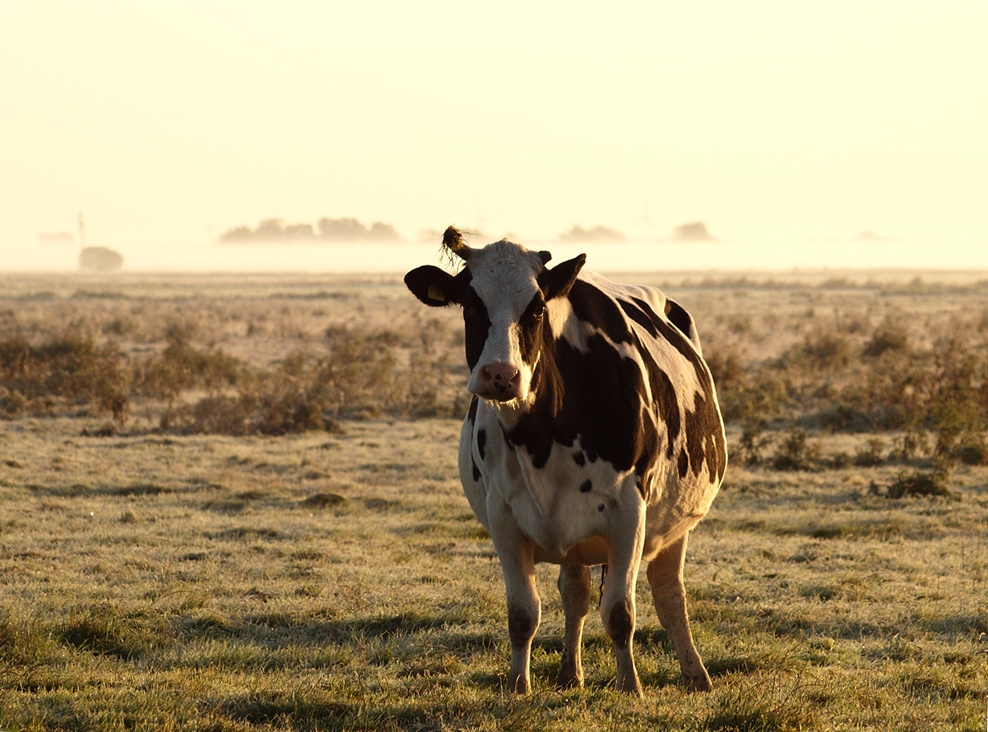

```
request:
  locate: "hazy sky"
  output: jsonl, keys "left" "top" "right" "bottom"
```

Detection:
{"left": 1, "top": 1, "right": 986, "bottom": 270}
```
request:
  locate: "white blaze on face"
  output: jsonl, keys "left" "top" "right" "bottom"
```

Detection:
{"left": 463, "top": 241, "right": 545, "bottom": 405}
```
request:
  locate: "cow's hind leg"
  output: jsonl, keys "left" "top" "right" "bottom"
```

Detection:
{"left": 646, "top": 533, "right": 711, "bottom": 692}
{"left": 555, "top": 563, "right": 591, "bottom": 689}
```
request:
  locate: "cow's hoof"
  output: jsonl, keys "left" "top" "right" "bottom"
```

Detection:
{"left": 684, "top": 673, "right": 712, "bottom": 693}
{"left": 555, "top": 672, "right": 584, "bottom": 690}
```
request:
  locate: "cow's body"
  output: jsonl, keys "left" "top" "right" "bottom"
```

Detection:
{"left": 405, "top": 229, "right": 727, "bottom": 695}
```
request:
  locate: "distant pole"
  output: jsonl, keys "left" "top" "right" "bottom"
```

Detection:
{"left": 78, "top": 212, "right": 86, "bottom": 245}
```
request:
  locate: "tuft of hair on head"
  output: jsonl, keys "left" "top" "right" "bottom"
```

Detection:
{"left": 440, "top": 225, "right": 475, "bottom": 267}
{"left": 442, "top": 226, "right": 465, "bottom": 251}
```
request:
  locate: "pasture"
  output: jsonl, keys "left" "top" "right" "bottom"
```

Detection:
{"left": 1, "top": 269, "right": 986, "bottom": 730}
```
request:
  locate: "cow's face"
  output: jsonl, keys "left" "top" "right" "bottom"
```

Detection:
{"left": 405, "top": 238, "right": 585, "bottom": 406}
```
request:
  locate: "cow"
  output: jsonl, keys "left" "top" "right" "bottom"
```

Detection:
{"left": 404, "top": 227, "right": 727, "bottom": 696}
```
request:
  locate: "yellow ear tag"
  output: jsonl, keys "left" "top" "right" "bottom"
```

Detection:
{"left": 427, "top": 286, "right": 446, "bottom": 303}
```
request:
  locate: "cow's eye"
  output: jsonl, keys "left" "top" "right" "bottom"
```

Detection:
{"left": 531, "top": 302, "right": 546, "bottom": 320}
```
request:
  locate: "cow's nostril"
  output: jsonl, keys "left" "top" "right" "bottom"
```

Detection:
{"left": 478, "top": 364, "right": 520, "bottom": 399}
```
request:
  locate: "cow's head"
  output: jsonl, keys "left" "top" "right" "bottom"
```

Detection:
{"left": 405, "top": 227, "right": 585, "bottom": 406}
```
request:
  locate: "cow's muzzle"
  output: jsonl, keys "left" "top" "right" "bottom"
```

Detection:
{"left": 472, "top": 362, "right": 521, "bottom": 401}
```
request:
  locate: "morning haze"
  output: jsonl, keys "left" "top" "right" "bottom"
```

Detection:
{"left": 1, "top": 1, "right": 986, "bottom": 271}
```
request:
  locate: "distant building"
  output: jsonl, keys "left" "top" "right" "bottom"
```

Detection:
{"left": 79, "top": 246, "right": 124, "bottom": 272}
{"left": 672, "top": 222, "right": 717, "bottom": 242}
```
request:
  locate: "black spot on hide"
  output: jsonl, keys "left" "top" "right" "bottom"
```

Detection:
{"left": 635, "top": 344, "right": 680, "bottom": 458}
{"left": 573, "top": 451, "right": 586, "bottom": 467}
{"left": 467, "top": 395, "right": 479, "bottom": 423}
{"left": 461, "top": 288, "right": 491, "bottom": 371}
{"left": 683, "top": 390, "right": 728, "bottom": 482}
{"left": 477, "top": 428, "right": 487, "bottom": 460}
{"left": 632, "top": 297, "right": 708, "bottom": 387}
{"left": 569, "top": 281, "right": 633, "bottom": 344}
{"left": 607, "top": 599, "right": 634, "bottom": 649}
{"left": 508, "top": 603, "right": 537, "bottom": 646}
{"left": 618, "top": 299, "right": 660, "bottom": 338}
{"left": 517, "top": 293, "right": 547, "bottom": 367}
{"left": 472, "top": 460, "right": 481, "bottom": 482}
{"left": 665, "top": 298, "right": 694, "bottom": 339}
{"left": 580, "top": 479, "right": 592, "bottom": 493}
{"left": 678, "top": 448, "right": 689, "bottom": 478}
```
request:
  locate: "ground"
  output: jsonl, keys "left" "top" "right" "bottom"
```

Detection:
{"left": 0, "top": 270, "right": 986, "bottom": 730}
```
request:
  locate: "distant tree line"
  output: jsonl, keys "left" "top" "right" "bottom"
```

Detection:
{"left": 219, "top": 217, "right": 401, "bottom": 243}
{"left": 557, "top": 222, "right": 718, "bottom": 243}
{"left": 558, "top": 225, "right": 626, "bottom": 243}
{"left": 216, "top": 218, "right": 722, "bottom": 245}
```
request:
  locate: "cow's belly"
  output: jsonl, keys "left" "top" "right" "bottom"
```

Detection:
{"left": 534, "top": 536, "right": 610, "bottom": 565}
{"left": 461, "top": 410, "right": 721, "bottom": 564}
{"left": 495, "top": 471, "right": 621, "bottom": 560}
{"left": 507, "top": 478, "right": 717, "bottom": 565}
{"left": 474, "top": 420, "right": 639, "bottom": 558}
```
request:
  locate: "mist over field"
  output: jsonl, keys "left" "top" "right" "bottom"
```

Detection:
{"left": 12, "top": 236, "right": 988, "bottom": 275}
{"left": 4, "top": 4, "right": 985, "bottom": 280}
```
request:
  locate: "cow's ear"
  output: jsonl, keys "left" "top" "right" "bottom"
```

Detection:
{"left": 539, "top": 254, "right": 586, "bottom": 301}
{"left": 404, "top": 265, "right": 466, "bottom": 307}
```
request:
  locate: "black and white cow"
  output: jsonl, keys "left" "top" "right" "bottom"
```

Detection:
{"left": 405, "top": 227, "right": 727, "bottom": 696}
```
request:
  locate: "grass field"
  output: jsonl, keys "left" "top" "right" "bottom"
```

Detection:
{"left": 1, "top": 270, "right": 987, "bottom": 730}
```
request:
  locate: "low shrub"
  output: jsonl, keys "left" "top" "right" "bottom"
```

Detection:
{"left": 719, "top": 368, "right": 793, "bottom": 425}
{"left": 0, "top": 330, "right": 128, "bottom": 418}
{"left": 772, "top": 425, "right": 820, "bottom": 471}
{"left": 854, "top": 437, "right": 886, "bottom": 467}
{"left": 793, "top": 327, "right": 854, "bottom": 372}
{"left": 133, "top": 333, "right": 243, "bottom": 402}
{"left": 159, "top": 325, "right": 459, "bottom": 434}
{"left": 736, "top": 421, "right": 772, "bottom": 466}
{"left": 862, "top": 317, "right": 910, "bottom": 358}
{"left": 704, "top": 345, "right": 746, "bottom": 394}
{"left": 888, "top": 461, "right": 954, "bottom": 499}
{"left": 0, "top": 312, "right": 463, "bottom": 431}
{"left": 958, "top": 437, "right": 988, "bottom": 466}
{"left": 831, "top": 451, "right": 853, "bottom": 469}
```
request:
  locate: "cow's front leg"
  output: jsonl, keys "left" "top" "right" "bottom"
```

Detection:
{"left": 601, "top": 492, "right": 647, "bottom": 696}
{"left": 502, "top": 542, "right": 540, "bottom": 694}
{"left": 489, "top": 503, "right": 540, "bottom": 694}
{"left": 555, "top": 563, "right": 591, "bottom": 689}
